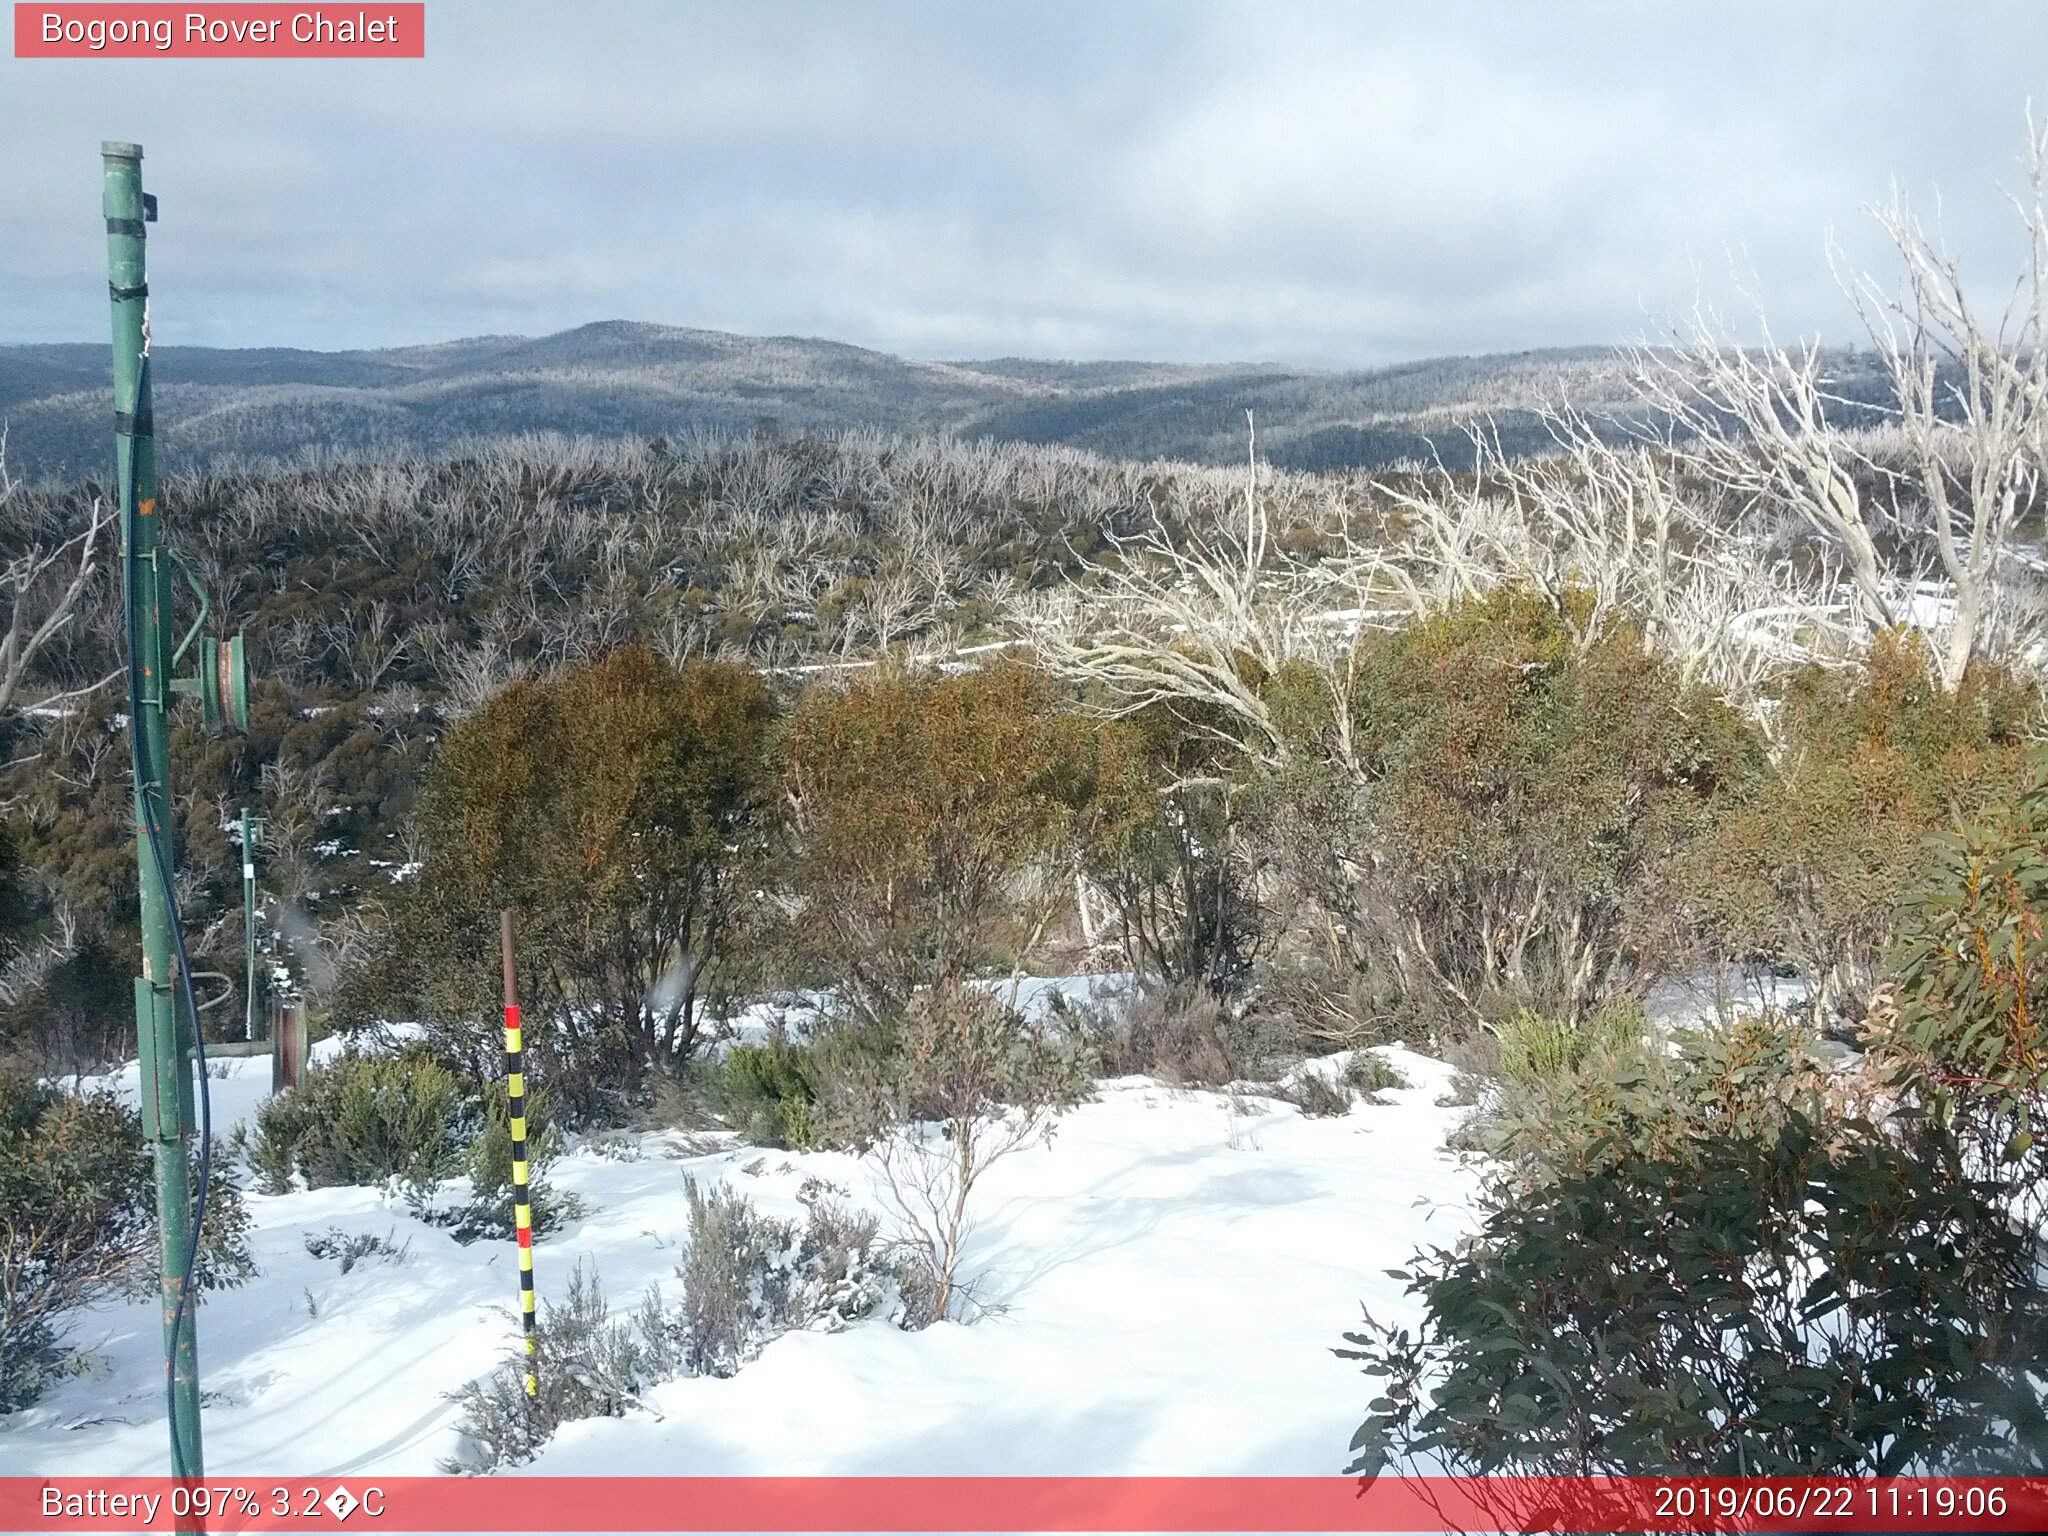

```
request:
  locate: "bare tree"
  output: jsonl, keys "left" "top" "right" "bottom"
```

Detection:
{"left": 1636, "top": 115, "right": 2048, "bottom": 689}
{"left": 1854, "top": 119, "right": 2048, "bottom": 685}
{"left": 1023, "top": 417, "right": 1367, "bottom": 774}
{"left": 0, "top": 437, "right": 114, "bottom": 719}
{"left": 1369, "top": 413, "right": 1857, "bottom": 725}
{"left": 863, "top": 985, "right": 1081, "bottom": 1324}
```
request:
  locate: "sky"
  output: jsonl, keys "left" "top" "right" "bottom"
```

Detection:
{"left": 3, "top": 1, "right": 2047, "bottom": 367}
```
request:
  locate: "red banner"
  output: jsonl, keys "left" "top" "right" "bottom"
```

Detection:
{"left": 6, "top": 1476, "right": 2048, "bottom": 1533}
{"left": 13, "top": 5, "right": 424, "bottom": 58}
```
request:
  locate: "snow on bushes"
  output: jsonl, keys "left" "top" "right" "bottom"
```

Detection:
{"left": 0, "top": 1066, "right": 253, "bottom": 1411}
{"left": 447, "top": 1178, "right": 891, "bottom": 1471}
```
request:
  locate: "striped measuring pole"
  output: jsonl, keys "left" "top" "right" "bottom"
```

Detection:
{"left": 500, "top": 908, "right": 537, "bottom": 1401}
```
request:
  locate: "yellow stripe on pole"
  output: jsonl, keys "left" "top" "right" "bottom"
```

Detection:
{"left": 503, "top": 909, "right": 539, "bottom": 1406}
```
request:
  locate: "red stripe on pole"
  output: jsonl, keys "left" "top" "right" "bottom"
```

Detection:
{"left": 516, "top": 1224, "right": 533, "bottom": 1248}
{"left": 505, "top": 1003, "right": 521, "bottom": 1032}
{"left": 8, "top": 1477, "right": 2048, "bottom": 1533}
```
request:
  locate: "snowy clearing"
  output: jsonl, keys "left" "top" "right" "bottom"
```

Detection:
{"left": 0, "top": 1036, "right": 1478, "bottom": 1478}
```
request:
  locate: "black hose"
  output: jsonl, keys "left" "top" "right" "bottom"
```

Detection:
{"left": 121, "top": 417, "right": 212, "bottom": 1482}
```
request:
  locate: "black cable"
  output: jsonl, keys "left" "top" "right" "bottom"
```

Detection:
{"left": 121, "top": 415, "right": 212, "bottom": 1482}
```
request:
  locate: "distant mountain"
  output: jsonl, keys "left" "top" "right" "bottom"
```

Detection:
{"left": 0, "top": 320, "right": 1686, "bottom": 482}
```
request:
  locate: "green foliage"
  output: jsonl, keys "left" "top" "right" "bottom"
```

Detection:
{"left": 245, "top": 1047, "right": 464, "bottom": 1195}
{"left": 1280, "top": 1070, "right": 1351, "bottom": 1118}
{"left": 353, "top": 646, "right": 779, "bottom": 1126}
{"left": 0, "top": 929, "right": 133, "bottom": 1080}
{"left": 1496, "top": 999, "right": 1645, "bottom": 1089}
{"left": 712, "top": 1037, "right": 819, "bottom": 1150}
{"left": 1686, "top": 634, "right": 2041, "bottom": 1022}
{"left": 443, "top": 1080, "right": 583, "bottom": 1243}
{"left": 190, "top": 1150, "right": 258, "bottom": 1294}
{"left": 0, "top": 1070, "right": 151, "bottom": 1410}
{"left": 783, "top": 663, "right": 1096, "bottom": 1022}
{"left": 1475, "top": 1012, "right": 1833, "bottom": 1189}
{"left": 1257, "top": 588, "right": 1761, "bottom": 1037}
{"left": 841, "top": 985, "right": 1093, "bottom": 1151}
{"left": 1352, "top": 997, "right": 2048, "bottom": 1479}
{"left": 1, "top": 1066, "right": 253, "bottom": 1411}
{"left": 4, "top": 678, "right": 439, "bottom": 1035}
{"left": 0, "top": 816, "right": 29, "bottom": 961}
{"left": 1080, "top": 707, "right": 1260, "bottom": 991}
{"left": 1342, "top": 1100, "right": 2048, "bottom": 1477}
{"left": 1893, "top": 750, "right": 2048, "bottom": 1159}
{"left": 1340, "top": 1050, "right": 1409, "bottom": 1098}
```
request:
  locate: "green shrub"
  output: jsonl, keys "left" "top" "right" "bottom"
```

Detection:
{"left": 1893, "top": 750, "right": 2048, "bottom": 1120}
{"left": 0, "top": 1072, "right": 150, "bottom": 1410}
{"left": 1476, "top": 1011, "right": 1831, "bottom": 1189}
{"left": 1890, "top": 748, "right": 2048, "bottom": 1228}
{"left": 1081, "top": 708, "right": 1261, "bottom": 992}
{"left": 1, "top": 1067, "right": 253, "bottom": 1411}
{"left": 1340, "top": 1050, "right": 1409, "bottom": 1099}
{"left": 1279, "top": 1070, "right": 1350, "bottom": 1118}
{"left": 1347, "top": 992, "right": 2048, "bottom": 1478}
{"left": 0, "top": 930, "right": 133, "bottom": 1082}
{"left": 1342, "top": 1098, "right": 2048, "bottom": 1477}
{"left": 1253, "top": 588, "right": 1762, "bottom": 1040}
{"left": 796, "top": 1014, "right": 919, "bottom": 1150}
{"left": 1685, "top": 635, "right": 2040, "bottom": 1025}
{"left": 439, "top": 1080, "right": 583, "bottom": 1243}
{"left": 246, "top": 1047, "right": 463, "bottom": 1195}
{"left": 1496, "top": 999, "right": 1645, "bottom": 1089}
{"left": 713, "top": 1037, "right": 818, "bottom": 1149}
{"left": 349, "top": 647, "right": 780, "bottom": 1128}
{"left": 782, "top": 663, "right": 1098, "bottom": 1023}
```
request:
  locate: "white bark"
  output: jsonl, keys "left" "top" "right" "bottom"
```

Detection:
{"left": 0, "top": 438, "right": 113, "bottom": 719}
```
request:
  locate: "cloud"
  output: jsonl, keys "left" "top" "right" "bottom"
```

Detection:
{"left": 1, "top": 0, "right": 2044, "bottom": 365}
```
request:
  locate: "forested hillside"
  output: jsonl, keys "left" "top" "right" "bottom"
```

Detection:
{"left": 0, "top": 322, "right": 1892, "bottom": 481}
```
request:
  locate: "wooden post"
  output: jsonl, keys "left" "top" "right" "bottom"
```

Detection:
{"left": 273, "top": 1002, "right": 306, "bottom": 1093}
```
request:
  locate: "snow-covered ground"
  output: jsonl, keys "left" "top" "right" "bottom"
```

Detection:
{"left": 0, "top": 1022, "right": 1479, "bottom": 1479}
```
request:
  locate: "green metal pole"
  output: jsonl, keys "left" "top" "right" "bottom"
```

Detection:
{"left": 105, "top": 139, "right": 205, "bottom": 1482}
{"left": 241, "top": 806, "right": 258, "bottom": 1042}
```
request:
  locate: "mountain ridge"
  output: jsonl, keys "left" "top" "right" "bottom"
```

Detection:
{"left": 0, "top": 319, "right": 1674, "bottom": 481}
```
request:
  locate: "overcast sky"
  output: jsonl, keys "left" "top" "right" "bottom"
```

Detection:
{"left": 3, "top": 1, "right": 2046, "bottom": 367}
